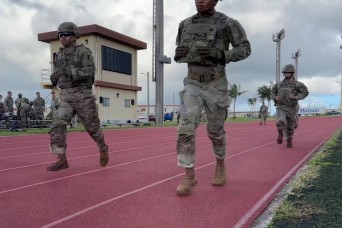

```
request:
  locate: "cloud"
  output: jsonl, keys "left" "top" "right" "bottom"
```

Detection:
{"left": 0, "top": 0, "right": 341, "bottom": 110}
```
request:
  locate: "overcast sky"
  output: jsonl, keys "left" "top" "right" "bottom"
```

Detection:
{"left": 1, "top": 0, "right": 341, "bottom": 113}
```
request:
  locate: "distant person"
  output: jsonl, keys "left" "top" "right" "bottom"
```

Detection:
{"left": 0, "top": 95, "right": 5, "bottom": 119}
{"left": 174, "top": 0, "right": 251, "bottom": 195}
{"left": 4, "top": 91, "right": 14, "bottom": 114}
{"left": 258, "top": 101, "right": 268, "bottom": 125}
{"left": 16, "top": 93, "right": 30, "bottom": 128}
{"left": 272, "top": 64, "right": 309, "bottom": 148}
{"left": 47, "top": 22, "right": 109, "bottom": 171}
{"left": 50, "top": 90, "right": 60, "bottom": 119}
{"left": 33, "top": 92, "right": 45, "bottom": 120}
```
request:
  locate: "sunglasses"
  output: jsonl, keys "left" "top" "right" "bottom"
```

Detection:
{"left": 58, "top": 32, "right": 74, "bottom": 38}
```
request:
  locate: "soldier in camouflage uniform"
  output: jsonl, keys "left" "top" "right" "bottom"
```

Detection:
{"left": 174, "top": 0, "right": 251, "bottom": 196}
{"left": 272, "top": 64, "right": 309, "bottom": 148}
{"left": 16, "top": 94, "right": 31, "bottom": 128}
{"left": 258, "top": 101, "right": 268, "bottom": 125}
{"left": 0, "top": 95, "right": 5, "bottom": 120}
{"left": 47, "top": 22, "right": 109, "bottom": 171}
{"left": 50, "top": 90, "right": 60, "bottom": 119}
{"left": 4, "top": 91, "right": 14, "bottom": 114}
{"left": 33, "top": 92, "right": 45, "bottom": 120}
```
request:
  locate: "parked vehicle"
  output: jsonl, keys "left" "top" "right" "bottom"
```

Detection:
{"left": 325, "top": 111, "right": 341, "bottom": 115}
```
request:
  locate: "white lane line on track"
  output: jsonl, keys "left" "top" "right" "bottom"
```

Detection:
{"left": 0, "top": 131, "right": 173, "bottom": 151}
{"left": 0, "top": 128, "right": 274, "bottom": 160}
{"left": 0, "top": 152, "right": 174, "bottom": 195}
{"left": 0, "top": 135, "right": 173, "bottom": 159}
{"left": 40, "top": 140, "right": 277, "bottom": 228}
{"left": 0, "top": 138, "right": 276, "bottom": 195}
{"left": 0, "top": 131, "right": 273, "bottom": 170}
{"left": 232, "top": 129, "right": 338, "bottom": 228}
{"left": 41, "top": 125, "right": 336, "bottom": 228}
{"left": 0, "top": 141, "right": 175, "bottom": 172}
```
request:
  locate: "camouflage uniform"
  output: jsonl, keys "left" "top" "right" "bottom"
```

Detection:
{"left": 259, "top": 103, "right": 268, "bottom": 125}
{"left": 47, "top": 22, "right": 108, "bottom": 171}
{"left": 272, "top": 64, "right": 309, "bottom": 147}
{"left": 17, "top": 97, "right": 31, "bottom": 128}
{"left": 33, "top": 95, "right": 45, "bottom": 120}
{"left": 174, "top": 2, "right": 251, "bottom": 195}
{"left": 4, "top": 93, "right": 13, "bottom": 113}
{"left": 0, "top": 97, "right": 5, "bottom": 119}
{"left": 51, "top": 93, "right": 60, "bottom": 119}
{"left": 175, "top": 11, "right": 251, "bottom": 168}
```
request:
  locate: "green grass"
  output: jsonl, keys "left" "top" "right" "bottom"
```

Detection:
{"left": 269, "top": 129, "right": 342, "bottom": 228}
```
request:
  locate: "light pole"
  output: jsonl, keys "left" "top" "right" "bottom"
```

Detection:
{"left": 340, "top": 43, "right": 342, "bottom": 112}
{"left": 140, "top": 72, "right": 150, "bottom": 121}
{"left": 292, "top": 49, "right": 301, "bottom": 80}
{"left": 272, "top": 29, "right": 286, "bottom": 82}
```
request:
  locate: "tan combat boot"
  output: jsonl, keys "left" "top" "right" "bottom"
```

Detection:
{"left": 99, "top": 145, "right": 109, "bottom": 166}
{"left": 277, "top": 131, "right": 283, "bottom": 144}
{"left": 176, "top": 168, "right": 198, "bottom": 196}
{"left": 287, "top": 137, "right": 293, "bottom": 148}
{"left": 46, "top": 154, "right": 69, "bottom": 171}
{"left": 212, "top": 159, "right": 226, "bottom": 186}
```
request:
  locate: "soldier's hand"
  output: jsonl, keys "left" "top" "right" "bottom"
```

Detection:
{"left": 50, "top": 72, "right": 59, "bottom": 86}
{"left": 289, "top": 94, "right": 299, "bottom": 100}
{"left": 197, "top": 47, "right": 224, "bottom": 61}
{"left": 274, "top": 96, "right": 282, "bottom": 102}
{"left": 174, "top": 46, "right": 189, "bottom": 62}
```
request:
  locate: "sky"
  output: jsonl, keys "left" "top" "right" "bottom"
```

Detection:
{"left": 1, "top": 0, "right": 342, "bottom": 114}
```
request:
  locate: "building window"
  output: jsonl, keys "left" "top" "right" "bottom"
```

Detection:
{"left": 102, "top": 98, "right": 110, "bottom": 107}
{"left": 102, "top": 46, "right": 132, "bottom": 75}
{"left": 124, "top": 99, "right": 131, "bottom": 108}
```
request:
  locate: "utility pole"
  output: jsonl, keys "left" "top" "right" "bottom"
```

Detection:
{"left": 272, "top": 29, "right": 286, "bottom": 82}
{"left": 153, "top": 0, "right": 171, "bottom": 126}
{"left": 340, "top": 29, "right": 342, "bottom": 112}
{"left": 292, "top": 49, "right": 302, "bottom": 80}
{"left": 140, "top": 72, "right": 150, "bottom": 121}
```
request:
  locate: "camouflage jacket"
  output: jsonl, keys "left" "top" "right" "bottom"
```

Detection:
{"left": 0, "top": 101, "right": 5, "bottom": 114}
{"left": 33, "top": 97, "right": 45, "bottom": 108}
{"left": 272, "top": 79, "right": 309, "bottom": 106}
{"left": 176, "top": 11, "right": 251, "bottom": 65}
{"left": 259, "top": 105, "right": 268, "bottom": 115}
{"left": 4, "top": 96, "right": 13, "bottom": 112}
{"left": 53, "top": 43, "right": 95, "bottom": 89}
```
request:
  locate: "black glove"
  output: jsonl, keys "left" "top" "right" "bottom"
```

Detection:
{"left": 50, "top": 68, "right": 71, "bottom": 86}
{"left": 50, "top": 71, "right": 60, "bottom": 86}
{"left": 174, "top": 46, "right": 189, "bottom": 62}
{"left": 197, "top": 47, "right": 224, "bottom": 61}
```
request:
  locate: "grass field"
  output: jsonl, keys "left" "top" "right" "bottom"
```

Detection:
{"left": 269, "top": 129, "right": 342, "bottom": 228}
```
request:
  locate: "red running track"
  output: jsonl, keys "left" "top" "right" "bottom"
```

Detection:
{"left": 0, "top": 116, "right": 341, "bottom": 228}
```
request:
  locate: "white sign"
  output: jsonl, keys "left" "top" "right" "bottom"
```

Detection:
{"left": 298, "top": 107, "right": 325, "bottom": 115}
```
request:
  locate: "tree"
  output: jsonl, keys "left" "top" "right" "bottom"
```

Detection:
{"left": 228, "top": 84, "right": 247, "bottom": 119}
{"left": 247, "top": 97, "right": 258, "bottom": 112}
{"left": 257, "top": 82, "right": 274, "bottom": 113}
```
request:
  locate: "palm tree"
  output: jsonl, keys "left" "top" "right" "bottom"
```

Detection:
{"left": 247, "top": 97, "right": 258, "bottom": 112}
{"left": 257, "top": 82, "right": 274, "bottom": 113}
{"left": 229, "top": 83, "right": 247, "bottom": 119}
{"left": 247, "top": 98, "right": 254, "bottom": 111}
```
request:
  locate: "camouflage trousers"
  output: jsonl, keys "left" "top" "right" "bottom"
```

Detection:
{"left": 19, "top": 105, "right": 30, "bottom": 127}
{"left": 35, "top": 106, "right": 45, "bottom": 119}
{"left": 275, "top": 105, "right": 298, "bottom": 138}
{"left": 49, "top": 88, "right": 107, "bottom": 155}
{"left": 177, "top": 77, "right": 230, "bottom": 168}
